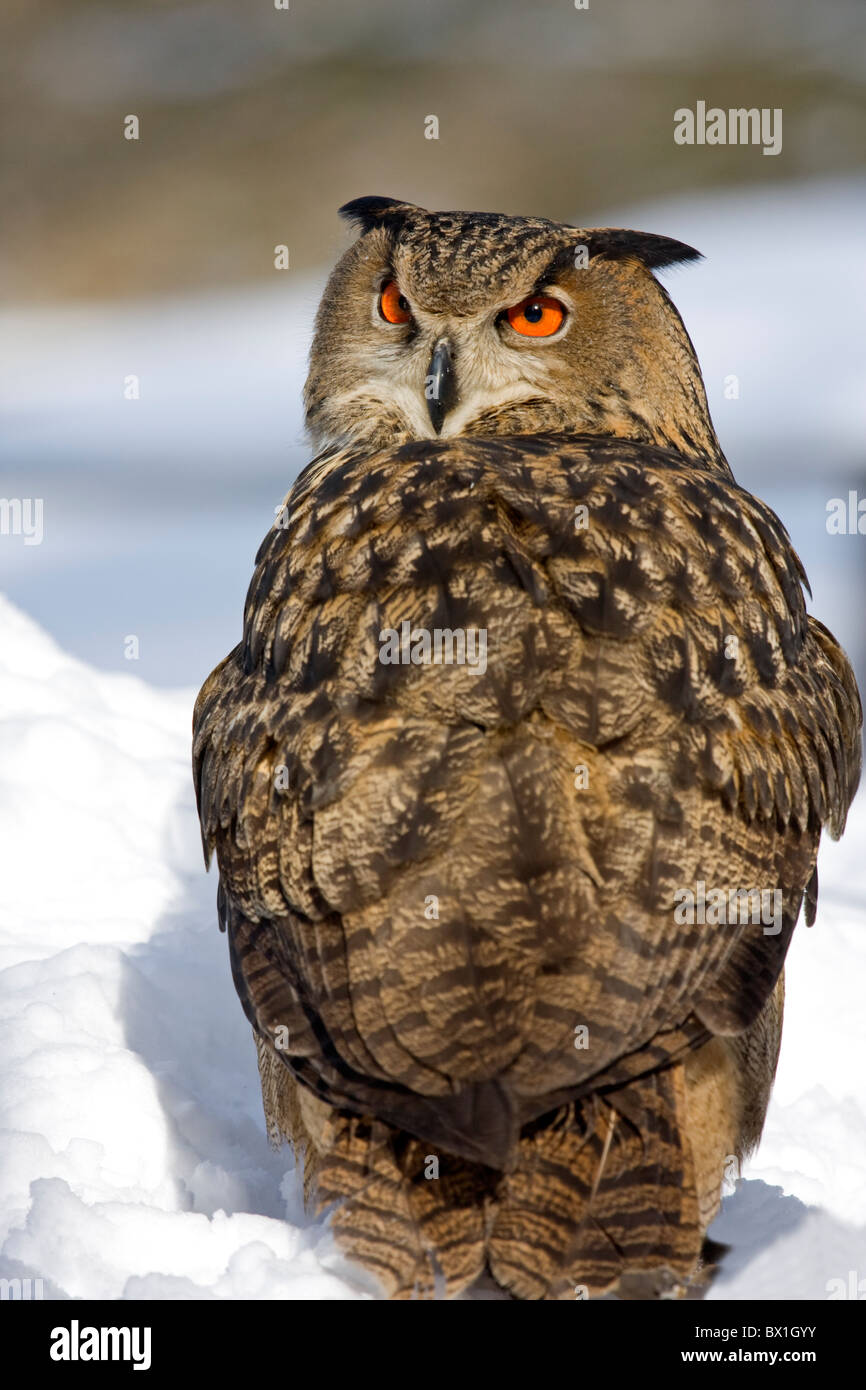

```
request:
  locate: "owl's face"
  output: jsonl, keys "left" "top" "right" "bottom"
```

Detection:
{"left": 304, "top": 196, "right": 724, "bottom": 470}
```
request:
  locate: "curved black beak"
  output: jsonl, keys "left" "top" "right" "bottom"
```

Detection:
{"left": 425, "top": 338, "right": 457, "bottom": 433}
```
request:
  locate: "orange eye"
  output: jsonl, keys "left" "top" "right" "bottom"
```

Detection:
{"left": 506, "top": 294, "right": 566, "bottom": 338}
{"left": 379, "top": 280, "right": 412, "bottom": 324}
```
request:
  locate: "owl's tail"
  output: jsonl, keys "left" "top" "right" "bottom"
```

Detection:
{"left": 485, "top": 1064, "right": 705, "bottom": 1300}
{"left": 257, "top": 1034, "right": 717, "bottom": 1299}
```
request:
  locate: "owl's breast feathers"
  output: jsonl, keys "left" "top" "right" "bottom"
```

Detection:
{"left": 193, "top": 432, "right": 860, "bottom": 1170}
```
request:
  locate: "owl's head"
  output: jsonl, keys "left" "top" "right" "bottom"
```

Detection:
{"left": 304, "top": 196, "right": 724, "bottom": 469}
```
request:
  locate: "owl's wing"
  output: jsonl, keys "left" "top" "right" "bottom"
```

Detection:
{"left": 193, "top": 434, "right": 861, "bottom": 1170}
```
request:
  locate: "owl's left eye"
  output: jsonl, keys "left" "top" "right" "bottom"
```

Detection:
{"left": 378, "top": 280, "right": 412, "bottom": 324}
{"left": 506, "top": 294, "right": 566, "bottom": 338}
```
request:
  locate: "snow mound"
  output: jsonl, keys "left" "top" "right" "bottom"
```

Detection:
{"left": 0, "top": 596, "right": 369, "bottom": 1299}
{"left": 0, "top": 595, "right": 863, "bottom": 1299}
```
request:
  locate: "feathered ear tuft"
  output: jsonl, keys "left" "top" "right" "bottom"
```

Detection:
{"left": 583, "top": 228, "right": 702, "bottom": 271}
{"left": 338, "top": 196, "right": 422, "bottom": 234}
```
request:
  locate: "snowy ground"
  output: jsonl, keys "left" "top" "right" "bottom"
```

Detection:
{"left": 0, "top": 596, "right": 365, "bottom": 1299}
{"left": 0, "top": 593, "right": 863, "bottom": 1301}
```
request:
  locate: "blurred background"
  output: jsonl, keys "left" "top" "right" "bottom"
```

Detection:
{"left": 2, "top": 0, "right": 865, "bottom": 688}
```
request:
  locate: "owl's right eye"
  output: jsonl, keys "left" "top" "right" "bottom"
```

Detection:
{"left": 378, "top": 280, "right": 412, "bottom": 324}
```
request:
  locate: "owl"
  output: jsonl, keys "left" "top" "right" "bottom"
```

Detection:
{"left": 193, "top": 196, "right": 861, "bottom": 1299}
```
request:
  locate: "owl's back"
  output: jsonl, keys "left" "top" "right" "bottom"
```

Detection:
{"left": 194, "top": 432, "right": 860, "bottom": 1298}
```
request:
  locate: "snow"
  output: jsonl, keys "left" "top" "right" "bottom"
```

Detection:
{"left": 0, "top": 596, "right": 371, "bottom": 1300}
{"left": 0, "top": 593, "right": 863, "bottom": 1300}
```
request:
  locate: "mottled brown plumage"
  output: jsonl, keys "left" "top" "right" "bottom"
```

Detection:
{"left": 193, "top": 198, "right": 861, "bottom": 1299}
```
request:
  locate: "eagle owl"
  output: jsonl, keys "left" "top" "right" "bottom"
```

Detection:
{"left": 193, "top": 196, "right": 861, "bottom": 1299}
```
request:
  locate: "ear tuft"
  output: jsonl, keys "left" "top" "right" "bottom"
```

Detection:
{"left": 338, "top": 196, "right": 421, "bottom": 234}
{"left": 584, "top": 228, "right": 702, "bottom": 271}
